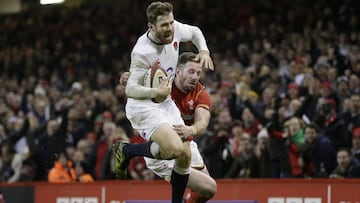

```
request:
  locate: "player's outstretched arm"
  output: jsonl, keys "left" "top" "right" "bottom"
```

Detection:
{"left": 195, "top": 50, "right": 214, "bottom": 71}
{"left": 192, "top": 106, "right": 211, "bottom": 136}
{"left": 176, "top": 21, "right": 214, "bottom": 70}
{"left": 173, "top": 107, "right": 211, "bottom": 141}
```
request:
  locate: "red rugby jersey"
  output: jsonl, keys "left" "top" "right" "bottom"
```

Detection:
{"left": 171, "top": 82, "right": 211, "bottom": 125}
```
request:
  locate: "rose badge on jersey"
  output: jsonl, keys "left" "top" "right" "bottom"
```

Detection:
{"left": 173, "top": 41, "right": 178, "bottom": 51}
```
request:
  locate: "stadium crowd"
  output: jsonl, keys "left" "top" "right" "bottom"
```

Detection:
{"left": 1, "top": 0, "right": 360, "bottom": 183}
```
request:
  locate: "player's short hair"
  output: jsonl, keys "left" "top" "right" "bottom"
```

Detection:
{"left": 146, "top": 1, "right": 173, "bottom": 24}
{"left": 177, "top": 52, "right": 198, "bottom": 67}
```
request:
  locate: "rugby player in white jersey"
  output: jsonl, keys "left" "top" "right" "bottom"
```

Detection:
{"left": 119, "top": 52, "right": 217, "bottom": 202}
{"left": 113, "top": 2, "right": 213, "bottom": 203}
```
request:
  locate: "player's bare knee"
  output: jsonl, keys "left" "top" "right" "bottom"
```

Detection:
{"left": 162, "top": 143, "right": 183, "bottom": 159}
{"left": 172, "top": 144, "right": 185, "bottom": 158}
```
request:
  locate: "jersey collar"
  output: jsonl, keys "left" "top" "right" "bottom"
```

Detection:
{"left": 146, "top": 31, "right": 168, "bottom": 46}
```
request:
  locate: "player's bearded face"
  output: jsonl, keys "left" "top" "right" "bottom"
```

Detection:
{"left": 153, "top": 13, "right": 174, "bottom": 44}
{"left": 180, "top": 62, "right": 202, "bottom": 92}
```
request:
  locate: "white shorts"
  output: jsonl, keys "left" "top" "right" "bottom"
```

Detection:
{"left": 126, "top": 98, "right": 202, "bottom": 181}
{"left": 144, "top": 141, "right": 204, "bottom": 181}
{"left": 126, "top": 98, "right": 184, "bottom": 141}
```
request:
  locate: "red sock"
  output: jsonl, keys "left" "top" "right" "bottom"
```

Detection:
{"left": 186, "top": 191, "right": 209, "bottom": 203}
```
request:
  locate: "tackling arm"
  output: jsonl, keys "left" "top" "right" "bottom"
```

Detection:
{"left": 192, "top": 107, "right": 211, "bottom": 136}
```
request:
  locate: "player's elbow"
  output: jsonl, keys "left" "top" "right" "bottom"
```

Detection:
{"left": 125, "top": 84, "right": 138, "bottom": 98}
{"left": 125, "top": 85, "right": 131, "bottom": 96}
{"left": 191, "top": 25, "right": 201, "bottom": 32}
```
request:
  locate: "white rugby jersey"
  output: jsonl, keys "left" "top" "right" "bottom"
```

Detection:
{"left": 126, "top": 20, "right": 209, "bottom": 104}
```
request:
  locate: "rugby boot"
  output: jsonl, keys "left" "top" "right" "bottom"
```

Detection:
{"left": 112, "top": 140, "right": 130, "bottom": 179}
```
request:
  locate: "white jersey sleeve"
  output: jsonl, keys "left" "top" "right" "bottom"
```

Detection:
{"left": 125, "top": 52, "right": 157, "bottom": 99}
{"left": 175, "top": 21, "right": 209, "bottom": 52}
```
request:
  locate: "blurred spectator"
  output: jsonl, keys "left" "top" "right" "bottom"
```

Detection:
{"left": 301, "top": 123, "right": 337, "bottom": 178}
{"left": 48, "top": 151, "right": 76, "bottom": 183}
{"left": 72, "top": 150, "right": 85, "bottom": 163}
{"left": 93, "top": 115, "right": 104, "bottom": 138}
{"left": 335, "top": 76, "right": 350, "bottom": 113}
{"left": 330, "top": 148, "right": 360, "bottom": 178}
{"left": 76, "top": 139, "right": 93, "bottom": 161}
{"left": 6, "top": 116, "right": 30, "bottom": 159}
{"left": 227, "top": 120, "right": 251, "bottom": 157}
{"left": 211, "top": 108, "right": 232, "bottom": 131}
{"left": 241, "top": 108, "right": 261, "bottom": 137}
{"left": 0, "top": 143, "right": 22, "bottom": 183}
{"left": 252, "top": 128, "right": 271, "bottom": 178}
{"left": 102, "top": 111, "right": 113, "bottom": 123}
{"left": 224, "top": 135, "right": 254, "bottom": 178}
{"left": 87, "top": 121, "right": 116, "bottom": 180}
{"left": 202, "top": 127, "right": 232, "bottom": 178}
{"left": 315, "top": 98, "right": 351, "bottom": 151}
{"left": 318, "top": 82, "right": 336, "bottom": 104}
{"left": 227, "top": 81, "right": 247, "bottom": 120}
{"left": 0, "top": 124, "right": 7, "bottom": 146}
{"left": 217, "top": 81, "right": 233, "bottom": 109}
{"left": 257, "top": 87, "right": 275, "bottom": 114}
{"left": 339, "top": 93, "right": 360, "bottom": 134}
{"left": 29, "top": 108, "right": 69, "bottom": 181}
{"left": 100, "top": 126, "right": 129, "bottom": 180}
{"left": 85, "top": 132, "right": 98, "bottom": 147}
{"left": 75, "top": 161, "right": 94, "bottom": 183}
{"left": 18, "top": 159, "right": 37, "bottom": 182}
{"left": 351, "top": 127, "right": 360, "bottom": 161}
{"left": 314, "top": 62, "right": 331, "bottom": 82}
{"left": 348, "top": 75, "right": 360, "bottom": 93}
{"left": 283, "top": 117, "right": 305, "bottom": 178}
{"left": 65, "top": 144, "right": 76, "bottom": 163}
{"left": 287, "top": 83, "right": 300, "bottom": 100}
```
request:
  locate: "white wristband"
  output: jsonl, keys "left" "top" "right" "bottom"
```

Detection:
{"left": 191, "top": 126, "right": 197, "bottom": 136}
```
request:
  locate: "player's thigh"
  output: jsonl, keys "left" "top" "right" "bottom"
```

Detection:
{"left": 187, "top": 168, "right": 217, "bottom": 198}
{"left": 151, "top": 123, "right": 184, "bottom": 155}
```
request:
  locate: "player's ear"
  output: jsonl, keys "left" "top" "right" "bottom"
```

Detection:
{"left": 148, "top": 23, "right": 154, "bottom": 30}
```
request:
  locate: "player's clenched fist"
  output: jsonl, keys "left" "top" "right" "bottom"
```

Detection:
{"left": 153, "top": 78, "right": 171, "bottom": 103}
{"left": 119, "top": 72, "right": 130, "bottom": 86}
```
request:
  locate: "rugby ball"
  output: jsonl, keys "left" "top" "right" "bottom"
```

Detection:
{"left": 144, "top": 65, "right": 168, "bottom": 88}
{"left": 144, "top": 65, "right": 168, "bottom": 103}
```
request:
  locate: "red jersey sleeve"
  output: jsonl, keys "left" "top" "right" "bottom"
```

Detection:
{"left": 196, "top": 85, "right": 211, "bottom": 111}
